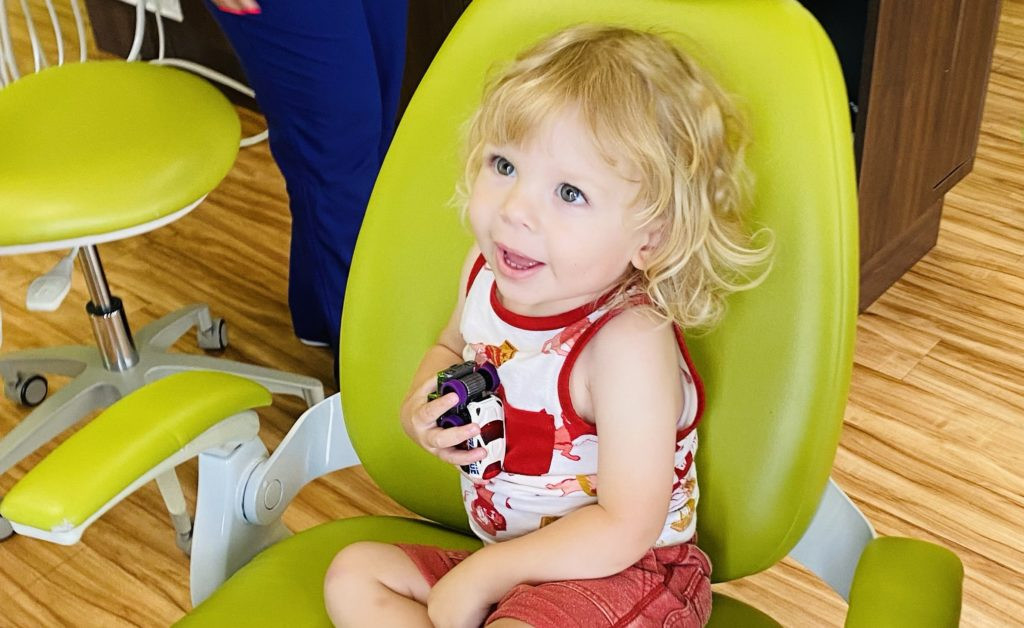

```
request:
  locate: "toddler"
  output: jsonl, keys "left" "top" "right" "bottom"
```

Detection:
{"left": 323, "top": 24, "right": 771, "bottom": 628}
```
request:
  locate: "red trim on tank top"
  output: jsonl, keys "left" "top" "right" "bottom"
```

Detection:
{"left": 466, "top": 258, "right": 613, "bottom": 331}
{"left": 556, "top": 309, "right": 612, "bottom": 438}
{"left": 489, "top": 283, "right": 613, "bottom": 331}
{"left": 557, "top": 307, "right": 705, "bottom": 439}
{"left": 673, "top": 325, "right": 706, "bottom": 439}
{"left": 466, "top": 254, "right": 487, "bottom": 295}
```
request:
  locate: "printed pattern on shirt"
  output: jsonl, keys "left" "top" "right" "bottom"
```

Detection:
{"left": 458, "top": 261, "right": 703, "bottom": 547}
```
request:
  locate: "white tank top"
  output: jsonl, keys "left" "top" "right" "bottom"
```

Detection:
{"left": 458, "top": 257, "right": 703, "bottom": 547}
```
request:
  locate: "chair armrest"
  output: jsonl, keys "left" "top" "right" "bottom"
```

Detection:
{"left": 845, "top": 536, "right": 963, "bottom": 628}
{"left": 0, "top": 371, "right": 271, "bottom": 543}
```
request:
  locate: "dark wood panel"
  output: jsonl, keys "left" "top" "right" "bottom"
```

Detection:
{"left": 399, "top": 0, "right": 471, "bottom": 119}
{"left": 859, "top": 196, "right": 944, "bottom": 311}
{"left": 927, "top": 0, "right": 1001, "bottom": 196}
{"left": 856, "top": 0, "right": 1000, "bottom": 310}
{"left": 858, "top": 0, "right": 963, "bottom": 256}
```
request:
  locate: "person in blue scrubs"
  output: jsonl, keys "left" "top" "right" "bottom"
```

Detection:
{"left": 207, "top": 0, "right": 408, "bottom": 351}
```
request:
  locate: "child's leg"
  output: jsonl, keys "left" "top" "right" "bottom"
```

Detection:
{"left": 324, "top": 541, "right": 432, "bottom": 626}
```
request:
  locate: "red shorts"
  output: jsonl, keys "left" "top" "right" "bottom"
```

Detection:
{"left": 397, "top": 542, "right": 711, "bottom": 627}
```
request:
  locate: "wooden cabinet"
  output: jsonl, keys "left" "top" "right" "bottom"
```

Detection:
{"left": 854, "top": 0, "right": 1000, "bottom": 309}
{"left": 85, "top": 0, "right": 1000, "bottom": 310}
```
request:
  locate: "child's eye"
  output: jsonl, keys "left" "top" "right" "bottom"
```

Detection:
{"left": 557, "top": 183, "right": 586, "bottom": 205}
{"left": 492, "top": 156, "right": 516, "bottom": 177}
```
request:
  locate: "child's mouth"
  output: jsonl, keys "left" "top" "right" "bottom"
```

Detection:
{"left": 497, "top": 245, "right": 543, "bottom": 276}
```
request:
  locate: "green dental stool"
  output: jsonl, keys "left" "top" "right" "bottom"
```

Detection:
{"left": 0, "top": 0, "right": 322, "bottom": 543}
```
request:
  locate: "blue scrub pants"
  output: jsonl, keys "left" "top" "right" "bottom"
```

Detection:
{"left": 208, "top": 0, "right": 408, "bottom": 349}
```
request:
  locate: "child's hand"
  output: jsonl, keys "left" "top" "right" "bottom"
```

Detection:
{"left": 401, "top": 378, "right": 488, "bottom": 466}
{"left": 427, "top": 560, "right": 501, "bottom": 628}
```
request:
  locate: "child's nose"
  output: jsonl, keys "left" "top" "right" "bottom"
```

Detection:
{"left": 498, "top": 182, "right": 535, "bottom": 229}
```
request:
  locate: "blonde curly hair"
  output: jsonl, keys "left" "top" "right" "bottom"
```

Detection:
{"left": 458, "top": 24, "right": 772, "bottom": 330}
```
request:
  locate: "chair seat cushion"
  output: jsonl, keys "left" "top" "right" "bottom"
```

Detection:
{"left": 176, "top": 516, "right": 482, "bottom": 627}
{"left": 178, "top": 515, "right": 782, "bottom": 627}
{"left": 0, "top": 61, "right": 240, "bottom": 248}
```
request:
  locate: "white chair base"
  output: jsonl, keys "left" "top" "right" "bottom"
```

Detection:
{"left": 190, "top": 394, "right": 358, "bottom": 604}
{"left": 2, "top": 388, "right": 356, "bottom": 607}
{"left": 0, "top": 303, "right": 324, "bottom": 539}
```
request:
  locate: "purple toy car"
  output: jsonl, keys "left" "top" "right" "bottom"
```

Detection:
{"left": 431, "top": 361, "right": 505, "bottom": 480}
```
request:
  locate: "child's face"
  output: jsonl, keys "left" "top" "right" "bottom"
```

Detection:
{"left": 468, "top": 107, "right": 658, "bottom": 317}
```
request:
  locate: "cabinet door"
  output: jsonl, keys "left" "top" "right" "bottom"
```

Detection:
{"left": 857, "top": 0, "right": 999, "bottom": 309}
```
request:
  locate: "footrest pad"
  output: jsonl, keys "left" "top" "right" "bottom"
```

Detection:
{"left": 846, "top": 536, "right": 963, "bottom": 627}
{"left": 1, "top": 371, "right": 271, "bottom": 531}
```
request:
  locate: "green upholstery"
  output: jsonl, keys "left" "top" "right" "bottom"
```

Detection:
{"left": 0, "top": 61, "right": 240, "bottom": 248}
{"left": 342, "top": 0, "right": 857, "bottom": 580}
{"left": 0, "top": 372, "right": 270, "bottom": 530}
{"left": 845, "top": 537, "right": 964, "bottom": 628}
{"left": 707, "top": 593, "right": 783, "bottom": 628}
{"left": 184, "top": 0, "right": 866, "bottom": 624}
{"left": 176, "top": 517, "right": 481, "bottom": 627}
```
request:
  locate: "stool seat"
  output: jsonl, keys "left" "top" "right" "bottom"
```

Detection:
{"left": 0, "top": 61, "right": 240, "bottom": 250}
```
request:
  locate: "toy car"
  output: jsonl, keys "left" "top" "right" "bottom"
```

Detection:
{"left": 430, "top": 361, "right": 505, "bottom": 480}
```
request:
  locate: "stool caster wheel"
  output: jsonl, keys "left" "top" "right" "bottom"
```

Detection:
{"left": 176, "top": 528, "right": 193, "bottom": 557}
{"left": 4, "top": 374, "right": 48, "bottom": 407}
{"left": 198, "top": 317, "right": 229, "bottom": 351}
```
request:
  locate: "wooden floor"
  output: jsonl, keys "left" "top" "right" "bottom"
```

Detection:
{"left": 2, "top": 2, "right": 1023, "bottom": 626}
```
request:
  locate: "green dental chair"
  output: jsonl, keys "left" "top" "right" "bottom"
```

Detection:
{"left": 175, "top": 1, "right": 963, "bottom": 624}
{"left": 6, "top": 0, "right": 963, "bottom": 624}
{"left": 0, "top": 0, "right": 321, "bottom": 541}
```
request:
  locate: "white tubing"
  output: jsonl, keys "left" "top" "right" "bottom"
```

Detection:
{"left": 154, "top": 0, "right": 164, "bottom": 60}
{"left": 150, "top": 57, "right": 268, "bottom": 147}
{"left": 239, "top": 129, "right": 268, "bottom": 147}
{"left": 0, "top": 0, "right": 22, "bottom": 79}
{"left": 69, "top": 0, "right": 85, "bottom": 62}
{"left": 0, "top": 12, "right": 9, "bottom": 86}
{"left": 43, "top": 0, "right": 62, "bottom": 66}
{"left": 126, "top": 0, "right": 145, "bottom": 62}
{"left": 152, "top": 57, "right": 255, "bottom": 96}
{"left": 18, "top": 0, "right": 45, "bottom": 71}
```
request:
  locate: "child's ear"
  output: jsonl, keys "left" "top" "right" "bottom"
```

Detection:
{"left": 631, "top": 222, "right": 665, "bottom": 271}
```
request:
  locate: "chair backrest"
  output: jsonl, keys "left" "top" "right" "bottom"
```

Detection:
{"left": 0, "top": 0, "right": 156, "bottom": 87}
{"left": 340, "top": 0, "right": 857, "bottom": 583}
{"left": 1, "top": 0, "right": 88, "bottom": 85}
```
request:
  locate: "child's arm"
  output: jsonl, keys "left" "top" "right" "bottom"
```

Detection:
{"left": 427, "top": 309, "right": 684, "bottom": 623}
{"left": 400, "top": 246, "right": 489, "bottom": 466}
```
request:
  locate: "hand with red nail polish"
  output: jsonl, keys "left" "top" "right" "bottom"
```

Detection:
{"left": 211, "top": 0, "right": 260, "bottom": 15}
